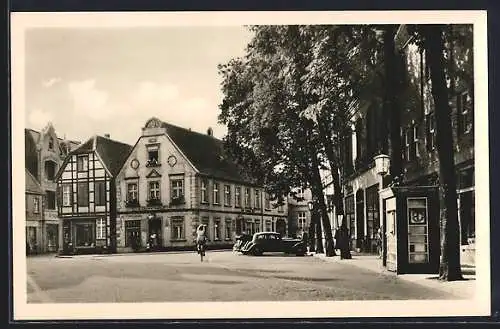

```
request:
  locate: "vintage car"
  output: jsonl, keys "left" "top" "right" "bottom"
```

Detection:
{"left": 232, "top": 234, "right": 253, "bottom": 252}
{"left": 240, "top": 232, "right": 306, "bottom": 256}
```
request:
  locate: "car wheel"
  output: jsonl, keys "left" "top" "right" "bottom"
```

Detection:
{"left": 252, "top": 247, "right": 262, "bottom": 256}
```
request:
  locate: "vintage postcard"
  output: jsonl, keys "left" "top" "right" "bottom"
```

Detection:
{"left": 11, "top": 11, "right": 490, "bottom": 320}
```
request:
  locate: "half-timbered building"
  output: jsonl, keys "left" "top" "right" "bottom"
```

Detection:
{"left": 55, "top": 134, "right": 132, "bottom": 255}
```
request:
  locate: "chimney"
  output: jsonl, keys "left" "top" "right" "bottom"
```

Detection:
{"left": 207, "top": 127, "right": 213, "bottom": 137}
{"left": 104, "top": 133, "right": 110, "bottom": 138}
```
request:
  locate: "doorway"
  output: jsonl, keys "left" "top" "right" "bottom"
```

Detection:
{"left": 276, "top": 218, "right": 286, "bottom": 237}
{"left": 356, "top": 190, "right": 365, "bottom": 249}
{"left": 148, "top": 217, "right": 162, "bottom": 250}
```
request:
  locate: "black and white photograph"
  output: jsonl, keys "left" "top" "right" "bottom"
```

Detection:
{"left": 11, "top": 11, "right": 490, "bottom": 320}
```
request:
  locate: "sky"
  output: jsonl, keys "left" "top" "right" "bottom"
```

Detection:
{"left": 24, "top": 26, "right": 253, "bottom": 145}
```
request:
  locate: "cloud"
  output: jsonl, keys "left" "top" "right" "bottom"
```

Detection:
{"left": 132, "top": 81, "right": 179, "bottom": 104}
{"left": 28, "top": 108, "right": 54, "bottom": 130}
{"left": 42, "top": 77, "right": 61, "bottom": 88}
{"left": 68, "top": 79, "right": 113, "bottom": 120}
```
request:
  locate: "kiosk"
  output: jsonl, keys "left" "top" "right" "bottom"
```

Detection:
{"left": 380, "top": 186, "right": 440, "bottom": 274}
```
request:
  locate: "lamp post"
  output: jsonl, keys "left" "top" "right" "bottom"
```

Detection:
{"left": 373, "top": 154, "right": 390, "bottom": 261}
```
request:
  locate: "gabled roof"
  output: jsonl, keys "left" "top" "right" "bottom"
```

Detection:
{"left": 26, "top": 169, "right": 44, "bottom": 195}
{"left": 160, "top": 121, "right": 251, "bottom": 183}
{"left": 56, "top": 135, "right": 132, "bottom": 179}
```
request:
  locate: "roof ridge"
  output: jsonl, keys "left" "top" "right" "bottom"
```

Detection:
{"left": 161, "top": 120, "right": 223, "bottom": 143}
{"left": 96, "top": 134, "right": 133, "bottom": 147}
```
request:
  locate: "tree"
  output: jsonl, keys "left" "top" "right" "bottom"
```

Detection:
{"left": 419, "top": 25, "right": 464, "bottom": 281}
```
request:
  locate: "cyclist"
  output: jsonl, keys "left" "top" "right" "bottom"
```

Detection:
{"left": 196, "top": 224, "right": 208, "bottom": 258}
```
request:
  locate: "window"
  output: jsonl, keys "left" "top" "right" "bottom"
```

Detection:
{"left": 255, "top": 220, "right": 261, "bottom": 233}
{"left": 48, "top": 137, "right": 54, "bottom": 150}
{"left": 33, "top": 197, "right": 40, "bottom": 213}
{"left": 77, "top": 155, "right": 88, "bottom": 172}
{"left": 366, "top": 185, "right": 379, "bottom": 242}
{"left": 95, "top": 181, "right": 106, "bottom": 206}
{"left": 146, "top": 145, "right": 160, "bottom": 166}
{"left": 46, "top": 190, "right": 56, "bottom": 209}
{"left": 96, "top": 218, "right": 106, "bottom": 240}
{"left": 245, "top": 188, "right": 250, "bottom": 208}
{"left": 171, "top": 218, "right": 185, "bottom": 240}
{"left": 213, "top": 182, "right": 220, "bottom": 204}
{"left": 298, "top": 212, "right": 307, "bottom": 231}
{"left": 225, "top": 219, "right": 232, "bottom": 239}
{"left": 254, "top": 189, "right": 261, "bottom": 209}
{"left": 426, "top": 112, "right": 437, "bottom": 151}
{"left": 149, "top": 181, "right": 160, "bottom": 200}
{"left": 75, "top": 222, "right": 95, "bottom": 247}
{"left": 77, "top": 183, "right": 89, "bottom": 206}
{"left": 296, "top": 187, "right": 304, "bottom": 199}
{"left": 202, "top": 217, "right": 210, "bottom": 240}
{"left": 127, "top": 183, "right": 138, "bottom": 201}
{"left": 265, "top": 193, "right": 271, "bottom": 209}
{"left": 62, "top": 184, "right": 72, "bottom": 206}
{"left": 345, "top": 195, "right": 355, "bottom": 239}
{"left": 45, "top": 161, "right": 56, "bottom": 181}
{"left": 404, "top": 124, "right": 419, "bottom": 161}
{"left": 235, "top": 186, "right": 241, "bottom": 207}
{"left": 171, "top": 179, "right": 184, "bottom": 199}
{"left": 214, "top": 219, "right": 221, "bottom": 240}
{"left": 457, "top": 91, "right": 473, "bottom": 135}
{"left": 278, "top": 203, "right": 284, "bottom": 213}
{"left": 201, "top": 179, "right": 208, "bottom": 203}
{"left": 266, "top": 220, "right": 272, "bottom": 232}
{"left": 224, "top": 185, "right": 231, "bottom": 206}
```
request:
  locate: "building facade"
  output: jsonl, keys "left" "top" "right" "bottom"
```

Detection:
{"left": 287, "top": 187, "right": 313, "bottom": 239}
{"left": 341, "top": 25, "right": 475, "bottom": 263}
{"left": 25, "top": 169, "right": 44, "bottom": 254}
{"left": 55, "top": 135, "right": 132, "bottom": 255}
{"left": 25, "top": 123, "right": 80, "bottom": 253}
{"left": 115, "top": 117, "right": 288, "bottom": 252}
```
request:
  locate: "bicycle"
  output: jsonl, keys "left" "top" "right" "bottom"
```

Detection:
{"left": 197, "top": 242, "right": 206, "bottom": 262}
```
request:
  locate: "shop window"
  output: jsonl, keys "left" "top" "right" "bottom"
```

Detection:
{"left": 201, "top": 179, "right": 208, "bottom": 203}
{"left": 77, "top": 183, "right": 89, "bottom": 206}
{"left": 95, "top": 181, "right": 106, "bottom": 206}
{"left": 366, "top": 185, "right": 379, "bottom": 242}
{"left": 345, "top": 195, "right": 355, "bottom": 239}
{"left": 96, "top": 218, "right": 106, "bottom": 240}
{"left": 171, "top": 217, "right": 185, "bottom": 240}
{"left": 75, "top": 222, "right": 95, "bottom": 247}
{"left": 77, "top": 155, "right": 88, "bottom": 172}
{"left": 125, "top": 220, "right": 141, "bottom": 247}
{"left": 46, "top": 190, "right": 56, "bottom": 209}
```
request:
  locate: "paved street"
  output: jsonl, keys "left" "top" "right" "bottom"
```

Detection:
{"left": 27, "top": 251, "right": 466, "bottom": 303}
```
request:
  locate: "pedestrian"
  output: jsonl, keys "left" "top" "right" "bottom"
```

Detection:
{"left": 377, "top": 227, "right": 383, "bottom": 259}
{"left": 338, "top": 225, "right": 352, "bottom": 259}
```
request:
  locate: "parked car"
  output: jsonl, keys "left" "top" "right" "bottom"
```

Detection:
{"left": 240, "top": 232, "right": 306, "bottom": 256}
{"left": 233, "top": 234, "right": 252, "bottom": 252}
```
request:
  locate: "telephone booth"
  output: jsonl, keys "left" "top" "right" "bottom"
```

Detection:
{"left": 380, "top": 186, "right": 440, "bottom": 274}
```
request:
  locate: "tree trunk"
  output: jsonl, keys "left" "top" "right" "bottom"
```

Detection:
{"left": 308, "top": 217, "right": 316, "bottom": 253}
{"left": 314, "top": 208, "right": 324, "bottom": 253}
{"left": 311, "top": 154, "right": 336, "bottom": 256}
{"left": 421, "top": 25, "right": 463, "bottom": 281}
{"left": 383, "top": 25, "right": 403, "bottom": 181}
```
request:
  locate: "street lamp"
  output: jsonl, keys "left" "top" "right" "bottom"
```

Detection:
{"left": 373, "top": 154, "right": 390, "bottom": 176}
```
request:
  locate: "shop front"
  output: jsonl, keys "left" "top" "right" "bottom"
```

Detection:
{"left": 61, "top": 217, "right": 110, "bottom": 255}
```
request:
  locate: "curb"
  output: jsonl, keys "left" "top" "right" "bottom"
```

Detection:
{"left": 54, "top": 249, "right": 233, "bottom": 258}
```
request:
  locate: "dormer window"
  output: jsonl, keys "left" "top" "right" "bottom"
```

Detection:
{"left": 146, "top": 145, "right": 160, "bottom": 167}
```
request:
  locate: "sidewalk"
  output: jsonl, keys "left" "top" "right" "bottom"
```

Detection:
{"left": 312, "top": 253, "right": 476, "bottom": 299}
{"left": 54, "top": 249, "right": 232, "bottom": 259}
